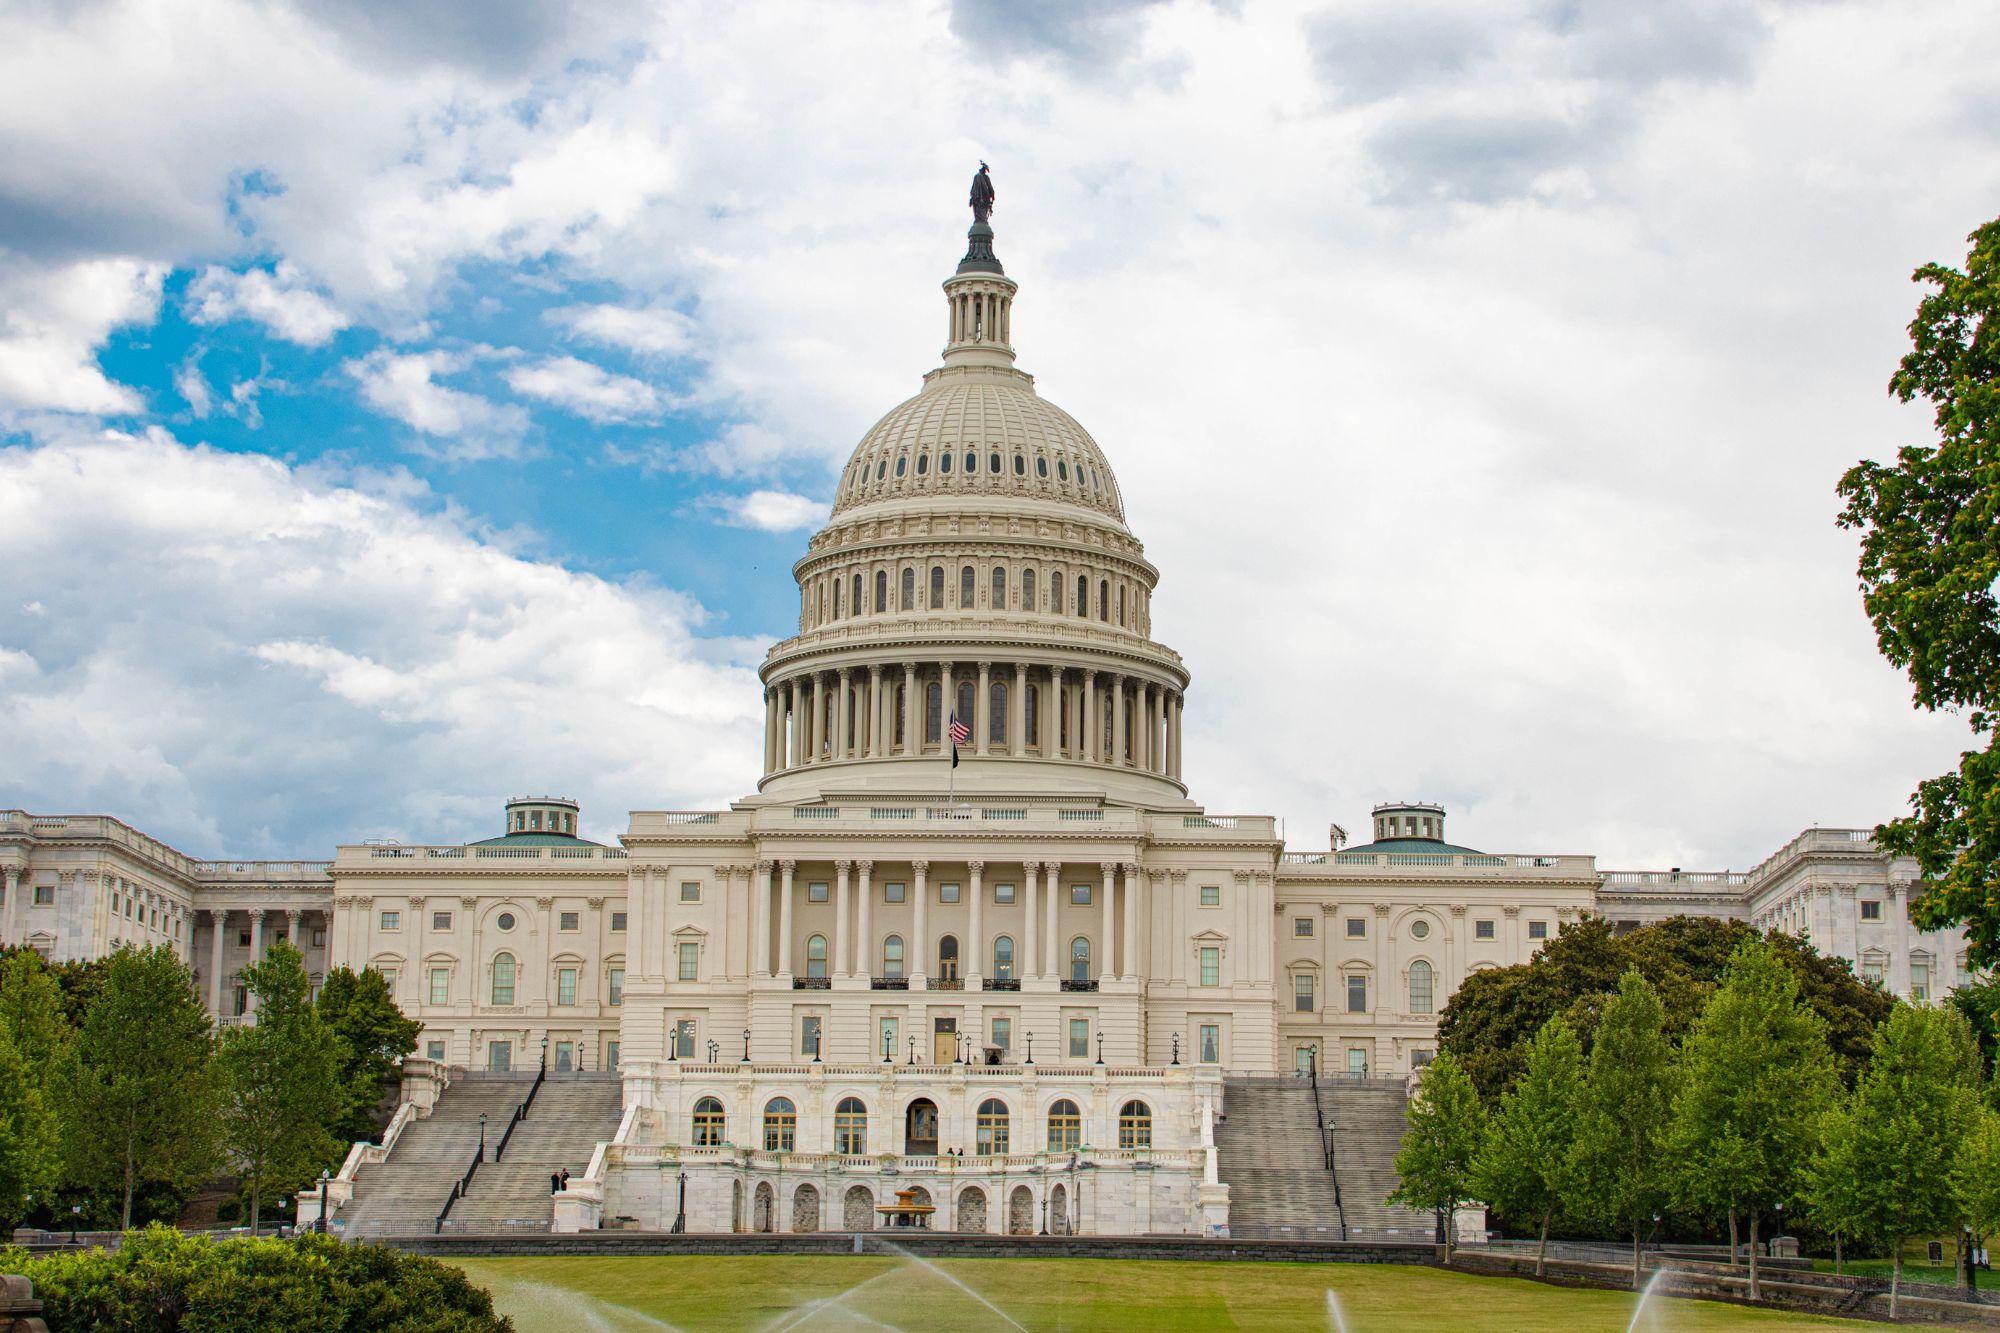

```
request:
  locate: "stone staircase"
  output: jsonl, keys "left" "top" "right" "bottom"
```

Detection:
{"left": 1319, "top": 1077, "right": 1435, "bottom": 1240}
{"left": 339, "top": 1073, "right": 621, "bottom": 1239}
{"left": 1215, "top": 1077, "right": 1343, "bottom": 1240}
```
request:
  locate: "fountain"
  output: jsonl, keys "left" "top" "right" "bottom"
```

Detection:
{"left": 870, "top": 1240, "right": 1030, "bottom": 1332}
{"left": 1324, "top": 1288, "right": 1350, "bottom": 1333}
{"left": 1625, "top": 1266, "right": 1673, "bottom": 1333}
{"left": 873, "top": 1187, "right": 937, "bottom": 1230}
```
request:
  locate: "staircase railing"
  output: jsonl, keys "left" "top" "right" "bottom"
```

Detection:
{"left": 493, "top": 1064, "right": 548, "bottom": 1163}
{"left": 434, "top": 1142, "right": 483, "bottom": 1233}
{"left": 1308, "top": 1058, "right": 1348, "bottom": 1241}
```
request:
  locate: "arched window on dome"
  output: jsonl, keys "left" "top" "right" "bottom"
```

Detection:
{"left": 930, "top": 566, "right": 944, "bottom": 609}
{"left": 901, "top": 567, "right": 915, "bottom": 611}
{"left": 1025, "top": 683, "right": 1040, "bottom": 747}
{"left": 916, "top": 453, "right": 929, "bottom": 475}
{"left": 1117, "top": 584, "right": 1125, "bottom": 626}
{"left": 852, "top": 574, "right": 861, "bottom": 617}
{"left": 989, "top": 451, "right": 1001, "bottom": 474}
{"left": 1050, "top": 571, "right": 1063, "bottom": 614}
{"left": 1099, "top": 580, "right": 1110, "bottom": 622}
{"left": 965, "top": 450, "right": 976, "bottom": 473}
{"left": 926, "top": 682, "right": 942, "bottom": 744}
{"left": 989, "top": 679, "right": 1007, "bottom": 745}
{"left": 991, "top": 566, "right": 1006, "bottom": 609}
{"left": 832, "top": 580, "right": 841, "bottom": 620}
{"left": 894, "top": 684, "right": 906, "bottom": 747}
{"left": 959, "top": 565, "right": 974, "bottom": 608}
{"left": 895, "top": 456, "right": 906, "bottom": 477}
{"left": 1057, "top": 459, "right": 1069, "bottom": 481}
{"left": 1013, "top": 452, "right": 1025, "bottom": 476}
{"left": 1022, "top": 568, "right": 1036, "bottom": 610}
{"left": 876, "top": 458, "right": 886, "bottom": 480}
{"left": 940, "top": 449, "right": 953, "bottom": 474}
{"left": 956, "top": 680, "right": 974, "bottom": 731}
{"left": 1036, "top": 455, "right": 1048, "bottom": 478}
{"left": 876, "top": 570, "right": 888, "bottom": 614}
{"left": 1075, "top": 575, "right": 1088, "bottom": 618}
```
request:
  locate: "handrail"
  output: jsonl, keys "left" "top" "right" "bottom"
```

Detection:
{"left": 494, "top": 1063, "right": 548, "bottom": 1163}
{"left": 1308, "top": 1064, "right": 1348, "bottom": 1241}
{"left": 434, "top": 1142, "right": 483, "bottom": 1233}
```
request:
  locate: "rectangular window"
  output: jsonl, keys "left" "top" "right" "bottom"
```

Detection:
{"left": 432, "top": 910, "right": 453, "bottom": 931}
{"left": 33, "top": 884, "right": 55, "bottom": 906}
{"left": 994, "top": 882, "right": 1016, "bottom": 904}
{"left": 557, "top": 968, "right": 577, "bottom": 1006}
{"left": 1412, "top": 1049, "right": 1435, "bottom": 1068}
{"left": 879, "top": 1016, "right": 899, "bottom": 1061}
{"left": 678, "top": 942, "right": 698, "bottom": 982}
{"left": 1071, "top": 884, "right": 1091, "bottom": 906}
{"left": 611, "top": 911, "right": 628, "bottom": 932}
{"left": 609, "top": 967, "right": 625, "bottom": 1005}
{"left": 1200, "top": 1024, "right": 1220, "bottom": 1064}
{"left": 426, "top": 1040, "right": 446, "bottom": 1062}
{"left": 379, "top": 911, "right": 400, "bottom": 931}
{"left": 1069, "top": 1018, "right": 1089, "bottom": 1059}
{"left": 233, "top": 985, "right": 247, "bottom": 1016}
{"left": 428, "top": 967, "right": 449, "bottom": 1005}
{"left": 673, "top": 1021, "right": 695, "bottom": 1060}
{"left": 939, "top": 882, "right": 961, "bottom": 904}
{"left": 1911, "top": 962, "right": 1931, "bottom": 1003}
{"left": 1475, "top": 919, "right": 1495, "bottom": 940}
{"left": 1294, "top": 917, "right": 1314, "bottom": 937}
{"left": 1347, "top": 975, "right": 1368, "bottom": 1013}
{"left": 312, "top": 928, "right": 326, "bottom": 947}
{"left": 1199, "top": 946, "right": 1220, "bottom": 987}
{"left": 559, "top": 911, "right": 580, "bottom": 931}
{"left": 808, "top": 881, "right": 829, "bottom": 903}
{"left": 680, "top": 881, "right": 701, "bottom": 903}
{"left": 885, "top": 882, "right": 907, "bottom": 904}
{"left": 1860, "top": 900, "right": 1882, "bottom": 921}
{"left": 801, "top": 1015, "right": 823, "bottom": 1058}
{"left": 488, "top": 1041, "right": 512, "bottom": 1072}
{"left": 1527, "top": 920, "right": 1548, "bottom": 940}
{"left": 606, "top": 1040, "right": 620, "bottom": 1070}
{"left": 1294, "top": 973, "right": 1315, "bottom": 1012}
{"left": 991, "top": 1016, "right": 1011, "bottom": 1050}
{"left": 1346, "top": 917, "right": 1366, "bottom": 938}
{"left": 1199, "top": 885, "right": 1220, "bottom": 907}
{"left": 1862, "top": 957, "right": 1885, "bottom": 984}
{"left": 1347, "top": 1048, "right": 1368, "bottom": 1077}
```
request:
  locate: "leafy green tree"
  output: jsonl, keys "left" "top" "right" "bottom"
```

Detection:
{"left": 1566, "top": 969, "right": 1677, "bottom": 1290}
{"left": 0, "top": 949, "right": 72, "bottom": 1069}
{"left": 1471, "top": 1015, "right": 1584, "bottom": 1275}
{"left": 1665, "top": 940, "right": 1838, "bottom": 1301}
{"left": 1388, "top": 1049, "right": 1486, "bottom": 1259}
{"left": 1816, "top": 1004, "right": 1981, "bottom": 1316}
{"left": 56, "top": 945, "right": 220, "bottom": 1228}
{"left": 219, "top": 940, "right": 345, "bottom": 1234}
{"left": 1953, "top": 1107, "right": 2000, "bottom": 1291}
{"left": 0, "top": 1026, "right": 59, "bottom": 1229}
{"left": 1950, "top": 972, "right": 1999, "bottom": 1080}
{"left": 316, "top": 965, "right": 422, "bottom": 1144}
{"left": 1806, "top": 1093, "right": 1872, "bottom": 1273}
{"left": 1836, "top": 217, "right": 2000, "bottom": 969}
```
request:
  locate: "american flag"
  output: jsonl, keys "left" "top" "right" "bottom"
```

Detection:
{"left": 948, "top": 713, "right": 971, "bottom": 746}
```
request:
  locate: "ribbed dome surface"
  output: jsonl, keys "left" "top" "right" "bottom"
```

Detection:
{"left": 831, "top": 367, "right": 1125, "bottom": 524}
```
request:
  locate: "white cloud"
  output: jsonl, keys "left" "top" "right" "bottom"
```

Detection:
{"left": 505, "top": 354, "right": 661, "bottom": 422}
{"left": 187, "top": 262, "right": 348, "bottom": 346}
{"left": 707, "top": 489, "right": 825, "bottom": 533}
{"left": 0, "top": 257, "right": 164, "bottom": 415}
{"left": 344, "top": 348, "right": 528, "bottom": 457}
{"left": 550, "top": 303, "right": 698, "bottom": 358}
{"left": 0, "top": 427, "right": 764, "bottom": 852}
{"left": 175, "top": 352, "right": 215, "bottom": 418}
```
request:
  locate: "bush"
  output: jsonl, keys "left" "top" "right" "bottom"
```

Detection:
{"left": 0, "top": 1224, "right": 511, "bottom": 1331}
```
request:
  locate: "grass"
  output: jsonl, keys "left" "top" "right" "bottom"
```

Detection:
{"left": 454, "top": 1255, "right": 1904, "bottom": 1331}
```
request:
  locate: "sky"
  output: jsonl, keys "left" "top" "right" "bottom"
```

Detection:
{"left": 0, "top": 0, "right": 1993, "bottom": 868}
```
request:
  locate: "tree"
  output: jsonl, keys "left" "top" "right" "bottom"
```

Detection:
{"left": 1953, "top": 1107, "right": 2000, "bottom": 1291}
{"left": 1665, "top": 939, "right": 1838, "bottom": 1301}
{"left": 56, "top": 945, "right": 220, "bottom": 1228}
{"left": 1806, "top": 1093, "right": 1872, "bottom": 1273}
{"left": 1815, "top": 1004, "right": 1981, "bottom": 1317}
{"left": 1388, "top": 1049, "right": 1486, "bottom": 1260}
{"left": 0, "top": 949, "right": 73, "bottom": 1069}
{"left": 219, "top": 940, "right": 345, "bottom": 1234}
{"left": 1472, "top": 1015, "right": 1584, "bottom": 1275}
{"left": 1566, "top": 969, "right": 1677, "bottom": 1290}
{"left": 1950, "top": 972, "right": 2000, "bottom": 1080}
{"left": 0, "top": 1026, "right": 59, "bottom": 1229}
{"left": 1836, "top": 217, "right": 2000, "bottom": 970}
{"left": 316, "top": 966, "right": 421, "bottom": 1145}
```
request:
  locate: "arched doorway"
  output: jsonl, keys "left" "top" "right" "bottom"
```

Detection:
{"left": 1049, "top": 1183, "right": 1069, "bottom": 1235}
{"left": 937, "top": 934, "right": 960, "bottom": 982}
{"left": 793, "top": 1182, "right": 821, "bottom": 1233}
{"left": 843, "top": 1185, "right": 875, "bottom": 1231}
{"left": 957, "top": 1186, "right": 987, "bottom": 1234}
{"left": 1008, "top": 1185, "right": 1035, "bottom": 1235}
{"left": 753, "top": 1181, "right": 774, "bottom": 1233}
{"left": 904, "top": 1097, "right": 939, "bottom": 1155}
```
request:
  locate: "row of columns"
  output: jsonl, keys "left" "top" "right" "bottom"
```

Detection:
{"left": 762, "top": 661, "right": 1185, "bottom": 780}
{"left": 744, "top": 859, "right": 1148, "bottom": 985}
{"left": 202, "top": 906, "right": 313, "bottom": 1020}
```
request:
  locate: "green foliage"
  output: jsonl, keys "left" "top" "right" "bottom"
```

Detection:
{"left": 219, "top": 941, "right": 346, "bottom": 1234}
{"left": 56, "top": 945, "right": 221, "bottom": 1229}
{"left": 0, "top": 1026, "right": 59, "bottom": 1229}
{"left": 1565, "top": 970, "right": 1676, "bottom": 1285}
{"left": 0, "top": 946, "right": 116, "bottom": 1030}
{"left": 316, "top": 965, "right": 422, "bottom": 1144}
{"left": 1471, "top": 1015, "right": 1584, "bottom": 1268}
{"left": 1836, "top": 217, "right": 2000, "bottom": 971}
{"left": 0, "top": 1223, "right": 511, "bottom": 1331}
{"left": 0, "top": 948, "right": 74, "bottom": 1069}
{"left": 1439, "top": 915, "right": 1887, "bottom": 1103}
{"left": 1388, "top": 1049, "right": 1485, "bottom": 1252}
{"left": 1950, "top": 971, "right": 2000, "bottom": 1079}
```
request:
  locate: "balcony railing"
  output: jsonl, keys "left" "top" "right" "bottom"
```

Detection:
{"left": 870, "top": 976, "right": 909, "bottom": 990}
{"left": 1060, "top": 979, "right": 1099, "bottom": 993}
{"left": 983, "top": 978, "right": 1021, "bottom": 992}
{"left": 927, "top": 977, "right": 964, "bottom": 991}
{"left": 793, "top": 976, "right": 831, "bottom": 990}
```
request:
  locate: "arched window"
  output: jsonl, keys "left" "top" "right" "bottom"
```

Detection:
{"left": 693, "top": 1096, "right": 726, "bottom": 1147}
{"left": 1409, "top": 959, "right": 1434, "bottom": 1014}
{"left": 1047, "top": 1099, "right": 1081, "bottom": 1152}
{"left": 901, "top": 567, "right": 915, "bottom": 610}
{"left": 1099, "top": 579, "right": 1109, "bottom": 621}
{"left": 1118, "top": 1100, "right": 1153, "bottom": 1149}
{"left": 977, "top": 1098, "right": 1010, "bottom": 1155}
{"left": 894, "top": 684, "right": 906, "bottom": 746}
{"left": 926, "top": 682, "right": 943, "bottom": 743}
{"left": 1070, "top": 936, "right": 1091, "bottom": 983}
{"left": 989, "top": 450, "right": 1001, "bottom": 474}
{"left": 956, "top": 679, "right": 974, "bottom": 730}
{"left": 851, "top": 573, "right": 862, "bottom": 616}
{"left": 895, "top": 456, "right": 906, "bottom": 477}
{"left": 940, "top": 449, "right": 953, "bottom": 473}
{"left": 835, "top": 1097, "right": 868, "bottom": 1154}
{"left": 833, "top": 579, "right": 842, "bottom": 619}
{"left": 806, "top": 934, "right": 828, "bottom": 979}
{"left": 1025, "top": 684, "right": 1040, "bottom": 746}
{"left": 989, "top": 680, "right": 1008, "bottom": 745}
{"left": 1036, "top": 456, "right": 1048, "bottom": 478}
{"left": 991, "top": 565, "right": 1006, "bottom": 608}
{"left": 916, "top": 452, "right": 928, "bottom": 475}
{"left": 937, "top": 935, "right": 959, "bottom": 981}
{"left": 960, "top": 565, "right": 975, "bottom": 608}
{"left": 1051, "top": 571, "right": 1063, "bottom": 613}
{"left": 1076, "top": 574, "right": 1088, "bottom": 617}
{"left": 876, "top": 570, "right": 888, "bottom": 613}
{"left": 764, "top": 1097, "right": 796, "bottom": 1152}
{"left": 1117, "top": 584, "right": 1125, "bottom": 626}
{"left": 1022, "top": 568, "right": 1037, "bottom": 609}
{"left": 965, "top": 449, "right": 977, "bottom": 473}
{"left": 930, "top": 566, "right": 945, "bottom": 609}
{"left": 491, "top": 953, "right": 516, "bottom": 1005}
{"left": 993, "top": 935, "right": 1015, "bottom": 980}
{"left": 1013, "top": 452, "right": 1025, "bottom": 475}
{"left": 882, "top": 935, "right": 905, "bottom": 978}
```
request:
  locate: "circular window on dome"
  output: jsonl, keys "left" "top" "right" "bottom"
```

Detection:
{"left": 876, "top": 459, "right": 886, "bottom": 480}
{"left": 497, "top": 912, "right": 516, "bottom": 932}
{"left": 965, "top": 450, "right": 977, "bottom": 473}
{"left": 1036, "top": 457, "right": 1048, "bottom": 478}
{"left": 989, "top": 451, "right": 1001, "bottom": 474}
{"left": 941, "top": 451, "right": 953, "bottom": 474}
{"left": 916, "top": 453, "right": 929, "bottom": 475}
{"left": 1013, "top": 453, "right": 1025, "bottom": 475}
{"left": 895, "top": 457, "right": 906, "bottom": 477}
{"left": 1057, "top": 460, "right": 1069, "bottom": 481}
{"left": 1410, "top": 919, "right": 1430, "bottom": 940}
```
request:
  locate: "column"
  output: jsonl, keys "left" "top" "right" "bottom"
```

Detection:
{"left": 1024, "top": 863, "right": 1041, "bottom": 979}
{"left": 809, "top": 675, "right": 826, "bottom": 763}
{"left": 1044, "top": 861, "right": 1063, "bottom": 979}
{"left": 1100, "top": 864, "right": 1117, "bottom": 979}
{"left": 751, "top": 862, "right": 772, "bottom": 977}
{"left": 869, "top": 666, "right": 885, "bottom": 757}
{"left": 1122, "top": 862, "right": 1140, "bottom": 981}
{"left": 1170, "top": 693, "right": 1184, "bottom": 779}
{"left": 856, "top": 861, "right": 874, "bottom": 980}
{"left": 1082, "top": 670, "right": 1098, "bottom": 762}
{"left": 1890, "top": 882, "right": 1911, "bottom": 997}
{"left": 968, "top": 861, "right": 985, "bottom": 983}
{"left": 0, "top": 869, "right": 16, "bottom": 942}
{"left": 1111, "top": 675, "right": 1127, "bottom": 767}
{"left": 1011, "top": 664, "right": 1027, "bottom": 757}
{"left": 975, "top": 662, "right": 991, "bottom": 756}
{"left": 835, "top": 860, "right": 853, "bottom": 977}
{"left": 912, "top": 861, "right": 930, "bottom": 983}
{"left": 903, "top": 664, "right": 919, "bottom": 755}
{"left": 835, "top": 669, "right": 852, "bottom": 760}
{"left": 286, "top": 908, "right": 301, "bottom": 946}
{"left": 777, "top": 861, "right": 796, "bottom": 978}
{"left": 208, "top": 908, "right": 227, "bottom": 1019}
{"left": 787, "top": 680, "right": 802, "bottom": 767}
{"left": 937, "top": 660, "right": 955, "bottom": 752}
{"left": 763, "top": 687, "right": 776, "bottom": 773}
{"left": 246, "top": 910, "right": 266, "bottom": 1014}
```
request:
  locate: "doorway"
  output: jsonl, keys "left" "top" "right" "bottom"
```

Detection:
{"left": 905, "top": 1098, "right": 939, "bottom": 1155}
{"left": 933, "top": 1016, "right": 958, "bottom": 1065}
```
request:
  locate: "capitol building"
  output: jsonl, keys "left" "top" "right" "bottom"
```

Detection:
{"left": 0, "top": 196, "right": 1977, "bottom": 1238}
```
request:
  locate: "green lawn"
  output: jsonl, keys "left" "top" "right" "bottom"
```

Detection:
{"left": 454, "top": 1255, "right": 1898, "bottom": 1332}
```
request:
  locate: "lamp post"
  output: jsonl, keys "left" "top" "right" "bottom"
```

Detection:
{"left": 540, "top": 1035, "right": 549, "bottom": 1074}
{"left": 883, "top": 1029, "right": 893, "bottom": 1064}
{"left": 742, "top": 1027, "right": 752, "bottom": 1063}
{"left": 69, "top": 1204, "right": 79, "bottom": 1245}
{"left": 812, "top": 1028, "right": 823, "bottom": 1063}
{"left": 1170, "top": 1032, "right": 1180, "bottom": 1066}
{"left": 907, "top": 1034, "right": 917, "bottom": 1066}
{"left": 1024, "top": 1031, "right": 1034, "bottom": 1066}
{"left": 1040, "top": 1194, "right": 1048, "bottom": 1236}
{"left": 707, "top": 1039, "right": 719, "bottom": 1064}
{"left": 1095, "top": 1033, "right": 1104, "bottom": 1066}
{"left": 317, "top": 1167, "right": 331, "bottom": 1234}
{"left": 672, "top": 1170, "right": 688, "bottom": 1235}
{"left": 478, "top": 1111, "right": 488, "bottom": 1155}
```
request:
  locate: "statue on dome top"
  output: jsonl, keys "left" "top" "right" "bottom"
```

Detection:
{"left": 969, "top": 162, "right": 995, "bottom": 225}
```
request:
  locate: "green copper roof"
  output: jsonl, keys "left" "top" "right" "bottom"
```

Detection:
{"left": 1339, "top": 837, "right": 1484, "bottom": 856}
{"left": 468, "top": 832, "right": 606, "bottom": 848}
